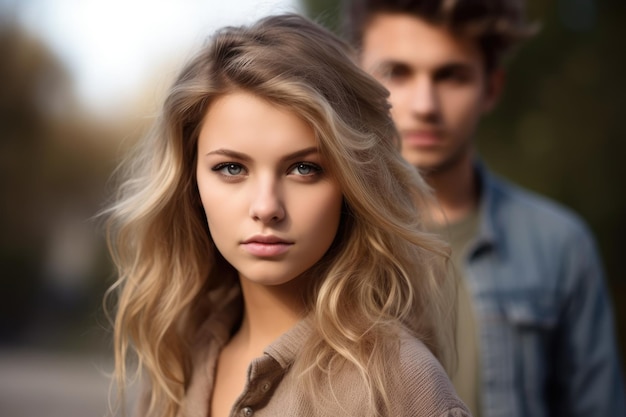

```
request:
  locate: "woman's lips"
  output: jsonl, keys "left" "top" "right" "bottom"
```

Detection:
{"left": 241, "top": 242, "right": 292, "bottom": 257}
{"left": 241, "top": 235, "right": 293, "bottom": 257}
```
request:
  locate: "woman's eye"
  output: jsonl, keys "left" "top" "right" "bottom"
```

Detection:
{"left": 290, "top": 163, "right": 321, "bottom": 176}
{"left": 213, "top": 163, "right": 244, "bottom": 176}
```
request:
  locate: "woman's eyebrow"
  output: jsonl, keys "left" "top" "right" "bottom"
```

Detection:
{"left": 205, "top": 146, "right": 319, "bottom": 162}
{"left": 280, "top": 146, "right": 319, "bottom": 162}
{"left": 204, "top": 148, "right": 251, "bottom": 161}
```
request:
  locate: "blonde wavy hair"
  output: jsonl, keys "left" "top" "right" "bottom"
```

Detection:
{"left": 104, "top": 13, "right": 455, "bottom": 417}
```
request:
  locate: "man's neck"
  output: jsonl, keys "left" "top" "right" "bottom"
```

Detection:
{"left": 424, "top": 155, "right": 479, "bottom": 225}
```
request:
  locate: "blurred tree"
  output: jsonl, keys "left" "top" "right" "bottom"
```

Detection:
{"left": 302, "top": 0, "right": 343, "bottom": 32}
{"left": 300, "top": 0, "right": 626, "bottom": 364}
{"left": 0, "top": 20, "right": 67, "bottom": 343}
{"left": 0, "top": 18, "right": 119, "bottom": 350}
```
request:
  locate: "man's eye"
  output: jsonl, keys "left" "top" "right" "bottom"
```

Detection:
{"left": 437, "top": 67, "right": 473, "bottom": 84}
{"left": 213, "top": 163, "right": 244, "bottom": 176}
{"left": 390, "top": 67, "right": 410, "bottom": 79}
{"left": 379, "top": 65, "right": 411, "bottom": 81}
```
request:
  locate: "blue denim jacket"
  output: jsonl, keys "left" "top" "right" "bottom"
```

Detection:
{"left": 467, "top": 165, "right": 625, "bottom": 417}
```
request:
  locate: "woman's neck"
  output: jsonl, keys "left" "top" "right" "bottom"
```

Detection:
{"left": 232, "top": 277, "right": 306, "bottom": 357}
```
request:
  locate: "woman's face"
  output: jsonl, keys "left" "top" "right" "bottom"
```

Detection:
{"left": 196, "top": 92, "right": 343, "bottom": 287}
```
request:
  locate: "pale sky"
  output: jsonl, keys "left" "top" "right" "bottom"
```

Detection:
{"left": 13, "top": 0, "right": 300, "bottom": 115}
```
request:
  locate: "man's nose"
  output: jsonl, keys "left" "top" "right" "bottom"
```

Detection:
{"left": 409, "top": 77, "right": 438, "bottom": 119}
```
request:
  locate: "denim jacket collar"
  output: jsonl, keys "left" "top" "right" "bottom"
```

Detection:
{"left": 469, "top": 161, "right": 499, "bottom": 259}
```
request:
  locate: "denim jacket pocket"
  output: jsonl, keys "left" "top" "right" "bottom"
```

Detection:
{"left": 500, "top": 298, "right": 558, "bottom": 329}
{"left": 497, "top": 298, "right": 558, "bottom": 417}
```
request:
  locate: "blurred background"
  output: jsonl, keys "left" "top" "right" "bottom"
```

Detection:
{"left": 0, "top": 0, "right": 299, "bottom": 415}
{"left": 0, "top": 0, "right": 624, "bottom": 415}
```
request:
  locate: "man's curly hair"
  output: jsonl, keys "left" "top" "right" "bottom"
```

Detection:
{"left": 343, "top": 0, "right": 537, "bottom": 72}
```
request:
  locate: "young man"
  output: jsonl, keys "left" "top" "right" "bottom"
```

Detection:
{"left": 344, "top": 1, "right": 625, "bottom": 416}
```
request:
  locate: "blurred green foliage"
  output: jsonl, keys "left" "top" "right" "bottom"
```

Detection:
{"left": 301, "top": 0, "right": 626, "bottom": 359}
{"left": 470, "top": 1, "right": 626, "bottom": 355}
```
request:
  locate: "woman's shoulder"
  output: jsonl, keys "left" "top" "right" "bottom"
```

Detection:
{"left": 396, "top": 328, "right": 445, "bottom": 378}
{"left": 391, "top": 329, "right": 471, "bottom": 416}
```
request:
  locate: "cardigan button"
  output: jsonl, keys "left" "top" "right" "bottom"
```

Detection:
{"left": 242, "top": 406, "right": 254, "bottom": 417}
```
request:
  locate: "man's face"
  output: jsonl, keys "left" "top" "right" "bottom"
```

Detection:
{"left": 360, "top": 13, "right": 499, "bottom": 173}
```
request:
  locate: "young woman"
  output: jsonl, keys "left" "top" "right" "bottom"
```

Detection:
{"left": 105, "top": 13, "right": 468, "bottom": 417}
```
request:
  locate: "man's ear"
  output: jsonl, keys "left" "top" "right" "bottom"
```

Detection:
{"left": 483, "top": 68, "right": 505, "bottom": 113}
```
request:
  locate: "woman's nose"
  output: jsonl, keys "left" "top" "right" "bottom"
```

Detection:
{"left": 248, "top": 178, "right": 285, "bottom": 224}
